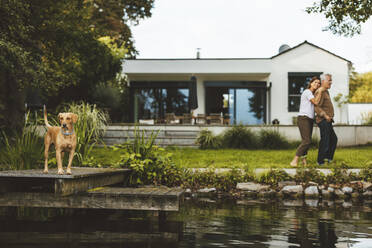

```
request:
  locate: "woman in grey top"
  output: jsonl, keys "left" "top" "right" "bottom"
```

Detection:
{"left": 290, "top": 77, "right": 323, "bottom": 166}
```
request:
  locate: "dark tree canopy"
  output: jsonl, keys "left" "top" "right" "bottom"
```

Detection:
{"left": 306, "top": 0, "right": 372, "bottom": 37}
{"left": 0, "top": 0, "right": 154, "bottom": 129}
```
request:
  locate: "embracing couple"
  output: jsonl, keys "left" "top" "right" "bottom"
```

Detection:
{"left": 290, "top": 73, "right": 337, "bottom": 166}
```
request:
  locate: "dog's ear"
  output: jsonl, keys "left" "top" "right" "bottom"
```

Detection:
{"left": 58, "top": 113, "right": 63, "bottom": 123}
{"left": 72, "top": 114, "right": 78, "bottom": 124}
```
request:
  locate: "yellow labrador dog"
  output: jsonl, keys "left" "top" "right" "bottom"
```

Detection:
{"left": 43, "top": 106, "right": 78, "bottom": 175}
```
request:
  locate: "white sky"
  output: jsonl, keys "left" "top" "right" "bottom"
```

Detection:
{"left": 130, "top": 0, "right": 372, "bottom": 73}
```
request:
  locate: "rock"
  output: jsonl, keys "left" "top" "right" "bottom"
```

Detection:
{"left": 329, "top": 184, "right": 340, "bottom": 189}
{"left": 334, "top": 189, "right": 345, "bottom": 199}
{"left": 362, "top": 182, "right": 372, "bottom": 192}
{"left": 342, "top": 186, "right": 353, "bottom": 195}
{"left": 197, "top": 187, "right": 216, "bottom": 193}
{"left": 278, "top": 181, "right": 296, "bottom": 188}
{"left": 236, "top": 182, "right": 270, "bottom": 192}
{"left": 319, "top": 185, "right": 326, "bottom": 190}
{"left": 308, "top": 181, "right": 318, "bottom": 186}
{"left": 304, "top": 186, "right": 319, "bottom": 198}
{"left": 342, "top": 202, "right": 352, "bottom": 208}
{"left": 327, "top": 187, "right": 335, "bottom": 193}
{"left": 281, "top": 185, "right": 303, "bottom": 197}
{"left": 305, "top": 199, "right": 319, "bottom": 207}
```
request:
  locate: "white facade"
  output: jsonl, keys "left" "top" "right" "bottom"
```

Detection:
{"left": 123, "top": 41, "right": 351, "bottom": 125}
{"left": 348, "top": 103, "right": 372, "bottom": 124}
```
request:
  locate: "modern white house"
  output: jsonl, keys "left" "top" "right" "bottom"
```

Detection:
{"left": 123, "top": 41, "right": 352, "bottom": 125}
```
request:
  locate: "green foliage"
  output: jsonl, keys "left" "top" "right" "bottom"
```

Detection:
{"left": 0, "top": 113, "right": 43, "bottom": 170}
{"left": 257, "top": 169, "right": 291, "bottom": 186}
{"left": 113, "top": 127, "right": 183, "bottom": 186}
{"left": 294, "top": 166, "right": 326, "bottom": 185}
{"left": 222, "top": 125, "right": 259, "bottom": 149}
{"left": 66, "top": 102, "right": 108, "bottom": 165}
{"left": 306, "top": 0, "right": 372, "bottom": 37}
{"left": 361, "top": 111, "right": 372, "bottom": 125}
{"left": 182, "top": 168, "right": 253, "bottom": 192}
{"left": 325, "top": 163, "right": 352, "bottom": 185}
{"left": 196, "top": 130, "right": 222, "bottom": 149}
{"left": 359, "top": 163, "right": 372, "bottom": 182}
{"left": 349, "top": 72, "right": 372, "bottom": 103}
{"left": 0, "top": 0, "right": 154, "bottom": 129}
{"left": 259, "top": 129, "right": 290, "bottom": 149}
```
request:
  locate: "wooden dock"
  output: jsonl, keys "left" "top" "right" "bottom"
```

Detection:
{"left": 0, "top": 167, "right": 131, "bottom": 196}
{"left": 0, "top": 186, "right": 184, "bottom": 211}
{"left": 0, "top": 168, "right": 185, "bottom": 212}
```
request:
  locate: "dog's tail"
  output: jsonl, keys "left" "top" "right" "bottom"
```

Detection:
{"left": 44, "top": 105, "right": 51, "bottom": 128}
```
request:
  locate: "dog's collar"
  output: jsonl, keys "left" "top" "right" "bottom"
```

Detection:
{"left": 61, "top": 127, "right": 74, "bottom": 136}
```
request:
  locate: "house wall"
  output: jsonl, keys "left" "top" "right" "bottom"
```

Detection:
{"left": 348, "top": 103, "right": 372, "bottom": 124}
{"left": 270, "top": 43, "right": 350, "bottom": 124}
{"left": 124, "top": 43, "right": 350, "bottom": 125}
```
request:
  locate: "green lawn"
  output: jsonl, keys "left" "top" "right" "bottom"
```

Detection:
{"left": 91, "top": 145, "right": 372, "bottom": 169}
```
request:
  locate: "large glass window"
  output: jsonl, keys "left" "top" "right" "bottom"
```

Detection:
{"left": 133, "top": 88, "right": 189, "bottom": 122}
{"left": 288, "top": 72, "right": 321, "bottom": 112}
{"left": 205, "top": 82, "right": 266, "bottom": 125}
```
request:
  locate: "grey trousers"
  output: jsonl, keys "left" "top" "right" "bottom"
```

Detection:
{"left": 296, "top": 116, "right": 314, "bottom": 157}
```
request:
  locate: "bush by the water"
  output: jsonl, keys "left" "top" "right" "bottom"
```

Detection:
{"left": 67, "top": 102, "right": 108, "bottom": 165}
{"left": 222, "top": 125, "right": 259, "bottom": 149}
{"left": 114, "top": 126, "right": 183, "bottom": 186}
{"left": 0, "top": 113, "right": 43, "bottom": 170}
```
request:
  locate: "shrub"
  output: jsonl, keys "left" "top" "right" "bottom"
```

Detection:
{"left": 66, "top": 102, "right": 108, "bottom": 165}
{"left": 0, "top": 113, "right": 44, "bottom": 170}
{"left": 361, "top": 111, "right": 372, "bottom": 125}
{"left": 294, "top": 166, "right": 325, "bottom": 185}
{"left": 114, "top": 126, "right": 183, "bottom": 186}
{"left": 325, "top": 163, "right": 352, "bottom": 185}
{"left": 259, "top": 129, "right": 291, "bottom": 149}
{"left": 222, "top": 124, "right": 259, "bottom": 149}
{"left": 257, "top": 169, "right": 291, "bottom": 186}
{"left": 196, "top": 129, "right": 222, "bottom": 149}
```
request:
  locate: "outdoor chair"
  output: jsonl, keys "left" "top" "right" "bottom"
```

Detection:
{"left": 207, "top": 113, "right": 223, "bottom": 125}
{"left": 195, "top": 114, "right": 207, "bottom": 125}
{"left": 182, "top": 113, "right": 193, "bottom": 124}
{"left": 165, "top": 113, "right": 181, "bottom": 124}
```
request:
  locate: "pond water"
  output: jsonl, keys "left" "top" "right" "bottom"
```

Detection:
{"left": 0, "top": 198, "right": 371, "bottom": 248}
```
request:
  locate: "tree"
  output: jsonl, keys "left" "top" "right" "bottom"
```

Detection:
{"left": 306, "top": 0, "right": 372, "bottom": 37}
{"left": 85, "top": 0, "right": 154, "bottom": 57}
{"left": 0, "top": 0, "right": 154, "bottom": 129}
{"left": 349, "top": 71, "right": 372, "bottom": 102}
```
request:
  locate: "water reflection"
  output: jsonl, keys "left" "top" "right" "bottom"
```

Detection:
{"left": 0, "top": 199, "right": 371, "bottom": 248}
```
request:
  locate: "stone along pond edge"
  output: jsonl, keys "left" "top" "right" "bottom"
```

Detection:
{"left": 185, "top": 168, "right": 372, "bottom": 202}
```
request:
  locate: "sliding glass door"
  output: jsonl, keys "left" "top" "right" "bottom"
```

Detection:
{"left": 133, "top": 87, "right": 189, "bottom": 123}
{"left": 205, "top": 82, "right": 266, "bottom": 125}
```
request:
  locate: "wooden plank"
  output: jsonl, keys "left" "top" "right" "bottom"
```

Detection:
{"left": 0, "top": 167, "right": 130, "bottom": 179}
{"left": 0, "top": 186, "right": 185, "bottom": 211}
{"left": 0, "top": 232, "right": 179, "bottom": 244}
{"left": 0, "top": 168, "right": 131, "bottom": 196}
